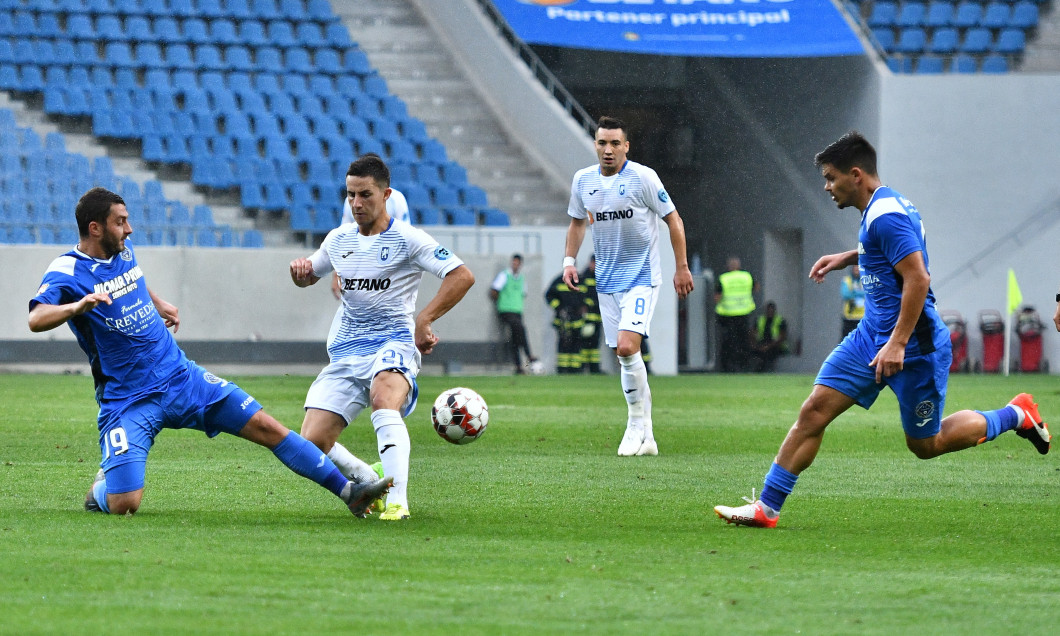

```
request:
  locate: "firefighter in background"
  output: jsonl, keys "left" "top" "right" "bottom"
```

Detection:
{"left": 580, "top": 255, "right": 603, "bottom": 374}
{"left": 546, "top": 267, "right": 586, "bottom": 374}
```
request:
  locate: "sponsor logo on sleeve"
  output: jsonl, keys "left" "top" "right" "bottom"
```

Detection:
{"left": 434, "top": 246, "right": 452, "bottom": 260}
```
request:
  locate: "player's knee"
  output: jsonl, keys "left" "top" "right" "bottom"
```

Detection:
{"left": 615, "top": 343, "right": 638, "bottom": 358}
{"left": 108, "top": 490, "right": 143, "bottom": 515}
{"left": 906, "top": 437, "right": 940, "bottom": 459}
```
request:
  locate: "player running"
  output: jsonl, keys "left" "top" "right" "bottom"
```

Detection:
{"left": 714, "top": 132, "right": 1050, "bottom": 528}
{"left": 561, "top": 115, "right": 694, "bottom": 456}
{"left": 290, "top": 154, "right": 474, "bottom": 521}
{"left": 29, "top": 187, "right": 392, "bottom": 517}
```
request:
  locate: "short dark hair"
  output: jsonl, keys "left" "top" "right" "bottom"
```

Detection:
{"left": 75, "top": 187, "right": 125, "bottom": 237}
{"left": 511, "top": 253, "right": 523, "bottom": 262}
{"left": 347, "top": 153, "right": 390, "bottom": 189}
{"left": 595, "top": 116, "right": 627, "bottom": 139}
{"left": 814, "top": 131, "right": 877, "bottom": 176}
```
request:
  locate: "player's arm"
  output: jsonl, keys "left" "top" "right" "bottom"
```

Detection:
{"left": 149, "top": 287, "right": 180, "bottom": 332}
{"left": 415, "top": 265, "right": 475, "bottom": 355}
{"left": 28, "top": 293, "right": 112, "bottom": 333}
{"left": 809, "top": 249, "right": 859, "bottom": 283}
{"left": 868, "top": 251, "right": 930, "bottom": 382}
{"left": 563, "top": 217, "right": 587, "bottom": 290}
{"left": 290, "top": 257, "right": 321, "bottom": 288}
{"left": 663, "top": 210, "right": 694, "bottom": 299}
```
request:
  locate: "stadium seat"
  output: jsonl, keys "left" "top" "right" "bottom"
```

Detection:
{"left": 461, "top": 185, "right": 488, "bottom": 208}
{"left": 924, "top": 1, "right": 954, "bottom": 27}
{"left": 953, "top": 1, "right": 981, "bottom": 28}
{"left": 343, "top": 49, "right": 373, "bottom": 75}
{"left": 981, "top": 54, "right": 1008, "bottom": 73}
{"left": 296, "top": 22, "right": 326, "bottom": 48}
{"left": 885, "top": 56, "right": 913, "bottom": 73}
{"left": 413, "top": 207, "right": 441, "bottom": 225}
{"left": 307, "top": 0, "right": 340, "bottom": 22}
{"left": 981, "top": 3, "right": 1011, "bottom": 29}
{"left": 195, "top": 44, "right": 228, "bottom": 70}
{"left": 308, "top": 74, "right": 335, "bottom": 95}
{"left": 66, "top": 13, "right": 95, "bottom": 39}
{"left": 993, "top": 31, "right": 1024, "bottom": 58}
{"left": 895, "top": 28, "right": 926, "bottom": 54}
{"left": 868, "top": 1, "right": 899, "bottom": 27}
{"left": 226, "top": 45, "right": 255, "bottom": 72}
{"left": 1009, "top": 2, "right": 1039, "bottom": 29}
{"left": 281, "top": 0, "right": 307, "bottom": 20}
{"left": 896, "top": 2, "right": 926, "bottom": 27}
{"left": 239, "top": 20, "right": 268, "bottom": 47}
{"left": 241, "top": 229, "right": 265, "bottom": 247}
{"left": 166, "top": 43, "right": 196, "bottom": 69}
{"left": 211, "top": 19, "right": 240, "bottom": 46}
{"left": 225, "top": 0, "right": 254, "bottom": 20}
{"left": 960, "top": 28, "right": 992, "bottom": 54}
{"left": 267, "top": 20, "right": 298, "bottom": 48}
{"left": 136, "top": 43, "right": 166, "bottom": 69}
{"left": 183, "top": 18, "right": 210, "bottom": 44}
{"left": 170, "top": 0, "right": 196, "bottom": 17}
{"left": 915, "top": 55, "right": 945, "bottom": 73}
{"left": 256, "top": 47, "right": 283, "bottom": 71}
{"left": 127, "top": 16, "right": 153, "bottom": 41}
{"left": 285, "top": 47, "right": 314, "bottom": 73}
{"left": 928, "top": 27, "right": 959, "bottom": 54}
{"left": 282, "top": 72, "right": 309, "bottom": 96}
{"left": 193, "top": 204, "right": 215, "bottom": 226}
{"left": 446, "top": 208, "right": 476, "bottom": 226}
{"left": 197, "top": 0, "right": 226, "bottom": 19}
{"left": 253, "top": 0, "right": 283, "bottom": 20}
{"left": 480, "top": 208, "right": 510, "bottom": 227}
{"left": 103, "top": 42, "right": 135, "bottom": 68}
{"left": 952, "top": 54, "right": 978, "bottom": 73}
{"left": 315, "top": 48, "right": 342, "bottom": 74}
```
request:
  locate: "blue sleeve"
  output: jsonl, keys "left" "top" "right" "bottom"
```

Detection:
{"left": 29, "top": 269, "right": 78, "bottom": 312}
{"left": 870, "top": 213, "right": 922, "bottom": 269}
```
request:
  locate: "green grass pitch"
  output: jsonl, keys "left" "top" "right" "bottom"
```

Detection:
{"left": 1, "top": 372, "right": 1058, "bottom": 634}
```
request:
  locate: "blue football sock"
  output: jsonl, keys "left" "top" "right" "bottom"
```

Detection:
{"left": 92, "top": 477, "right": 110, "bottom": 514}
{"left": 272, "top": 431, "right": 348, "bottom": 497}
{"left": 977, "top": 405, "right": 1021, "bottom": 442}
{"left": 760, "top": 462, "right": 798, "bottom": 513}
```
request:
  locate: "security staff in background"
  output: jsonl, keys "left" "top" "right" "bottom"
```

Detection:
{"left": 714, "top": 256, "right": 758, "bottom": 372}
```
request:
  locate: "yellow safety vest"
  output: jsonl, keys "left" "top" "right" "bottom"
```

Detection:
{"left": 716, "top": 270, "right": 755, "bottom": 316}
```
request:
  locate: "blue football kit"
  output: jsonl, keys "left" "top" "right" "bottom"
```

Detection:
{"left": 31, "top": 243, "right": 264, "bottom": 495}
{"left": 815, "top": 186, "right": 951, "bottom": 438}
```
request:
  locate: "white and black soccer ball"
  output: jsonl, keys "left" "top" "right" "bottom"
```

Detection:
{"left": 431, "top": 387, "right": 489, "bottom": 445}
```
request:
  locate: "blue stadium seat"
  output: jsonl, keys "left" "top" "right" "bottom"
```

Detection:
{"left": 226, "top": 45, "right": 255, "bottom": 72}
{"left": 196, "top": 228, "right": 218, "bottom": 247}
{"left": 413, "top": 207, "right": 441, "bottom": 225}
{"left": 461, "top": 185, "right": 488, "bottom": 208}
{"left": 282, "top": 72, "right": 309, "bottom": 95}
{"left": 197, "top": 0, "right": 226, "bottom": 19}
{"left": 127, "top": 15, "right": 153, "bottom": 41}
{"left": 136, "top": 43, "right": 166, "bottom": 69}
{"left": 924, "top": 1, "right": 954, "bottom": 27}
{"left": 400, "top": 118, "right": 430, "bottom": 145}
{"left": 995, "top": 28, "right": 1025, "bottom": 55}
{"left": 288, "top": 205, "right": 313, "bottom": 231}
{"left": 307, "top": 0, "right": 339, "bottom": 22}
{"left": 312, "top": 206, "right": 336, "bottom": 232}
{"left": 381, "top": 95, "right": 408, "bottom": 120}
{"left": 960, "top": 28, "right": 992, "bottom": 54}
{"left": 446, "top": 208, "right": 476, "bottom": 226}
{"left": 210, "top": 19, "right": 240, "bottom": 45}
{"left": 363, "top": 75, "right": 388, "bottom": 98}
{"left": 195, "top": 44, "right": 228, "bottom": 70}
{"left": 868, "top": 1, "right": 898, "bottom": 27}
{"left": 238, "top": 20, "right": 268, "bottom": 46}
{"left": 183, "top": 18, "right": 210, "bottom": 44}
{"left": 12, "top": 11, "right": 38, "bottom": 38}
{"left": 308, "top": 74, "right": 335, "bottom": 95}
{"left": 19, "top": 65, "right": 45, "bottom": 91}
{"left": 256, "top": 46, "right": 283, "bottom": 71}
{"left": 253, "top": 0, "right": 283, "bottom": 20}
{"left": 193, "top": 204, "right": 215, "bottom": 226}
{"left": 480, "top": 208, "right": 510, "bottom": 227}
{"left": 953, "top": 1, "right": 981, "bottom": 28}
{"left": 103, "top": 42, "right": 135, "bottom": 68}
{"left": 285, "top": 47, "right": 314, "bottom": 73}
{"left": 1009, "top": 1, "right": 1038, "bottom": 29}
{"left": 170, "top": 0, "right": 196, "bottom": 17}
{"left": 167, "top": 44, "right": 196, "bottom": 69}
{"left": 96, "top": 16, "right": 126, "bottom": 42}
{"left": 895, "top": 28, "right": 926, "bottom": 54}
{"left": 343, "top": 49, "right": 373, "bottom": 75}
{"left": 38, "top": 14, "right": 64, "bottom": 39}
{"left": 267, "top": 20, "right": 298, "bottom": 48}
{"left": 928, "top": 27, "right": 959, "bottom": 54}
{"left": 896, "top": 2, "right": 926, "bottom": 27}
{"left": 154, "top": 17, "right": 183, "bottom": 43}
{"left": 885, "top": 56, "right": 913, "bottom": 73}
{"left": 325, "top": 22, "right": 353, "bottom": 48}
{"left": 952, "top": 54, "right": 978, "bottom": 73}
{"left": 981, "top": 55, "right": 1008, "bottom": 73}
{"left": 281, "top": 0, "right": 307, "bottom": 20}
{"left": 66, "top": 13, "right": 96, "bottom": 39}
{"left": 225, "top": 0, "right": 254, "bottom": 20}
{"left": 296, "top": 22, "right": 325, "bottom": 48}
{"left": 981, "top": 2, "right": 1011, "bottom": 29}
{"left": 255, "top": 72, "right": 282, "bottom": 95}
{"left": 915, "top": 55, "right": 945, "bottom": 73}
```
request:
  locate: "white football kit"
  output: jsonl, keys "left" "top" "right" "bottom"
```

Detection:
{"left": 568, "top": 159, "right": 675, "bottom": 346}
{"left": 305, "top": 218, "right": 463, "bottom": 421}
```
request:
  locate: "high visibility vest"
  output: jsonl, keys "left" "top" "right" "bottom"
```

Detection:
{"left": 756, "top": 314, "right": 787, "bottom": 350}
{"left": 841, "top": 275, "right": 865, "bottom": 320}
{"left": 496, "top": 272, "right": 525, "bottom": 313}
{"left": 716, "top": 270, "right": 755, "bottom": 316}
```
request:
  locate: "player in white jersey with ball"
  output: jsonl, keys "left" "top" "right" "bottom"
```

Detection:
{"left": 562, "top": 116, "right": 694, "bottom": 456}
{"left": 290, "top": 154, "right": 474, "bottom": 520}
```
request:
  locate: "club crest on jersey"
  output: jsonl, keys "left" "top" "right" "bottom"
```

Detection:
{"left": 36, "top": 283, "right": 49, "bottom": 296}
{"left": 380, "top": 246, "right": 390, "bottom": 262}
{"left": 120, "top": 248, "right": 132, "bottom": 261}
{"left": 203, "top": 371, "right": 229, "bottom": 387}
{"left": 434, "top": 246, "right": 452, "bottom": 260}
{"left": 659, "top": 190, "right": 669, "bottom": 203}
{"left": 618, "top": 184, "right": 626, "bottom": 196}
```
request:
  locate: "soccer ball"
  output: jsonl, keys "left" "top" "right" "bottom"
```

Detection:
{"left": 431, "top": 387, "right": 489, "bottom": 445}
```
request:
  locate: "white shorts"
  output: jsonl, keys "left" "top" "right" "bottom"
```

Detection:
{"left": 304, "top": 342, "right": 421, "bottom": 424}
{"left": 597, "top": 285, "right": 658, "bottom": 348}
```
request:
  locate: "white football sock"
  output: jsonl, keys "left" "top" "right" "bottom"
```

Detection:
{"left": 619, "top": 352, "right": 648, "bottom": 428}
{"left": 327, "top": 441, "right": 378, "bottom": 483}
{"left": 372, "top": 409, "right": 410, "bottom": 509}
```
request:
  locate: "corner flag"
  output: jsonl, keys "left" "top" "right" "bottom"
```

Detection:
{"left": 1007, "top": 269, "right": 1023, "bottom": 314}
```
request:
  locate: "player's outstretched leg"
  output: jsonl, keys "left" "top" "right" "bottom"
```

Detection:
{"left": 1010, "top": 393, "right": 1051, "bottom": 454}
{"left": 341, "top": 476, "right": 394, "bottom": 518}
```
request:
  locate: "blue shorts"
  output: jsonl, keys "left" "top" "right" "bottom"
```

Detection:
{"left": 815, "top": 327, "right": 952, "bottom": 439}
{"left": 96, "top": 361, "right": 263, "bottom": 494}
